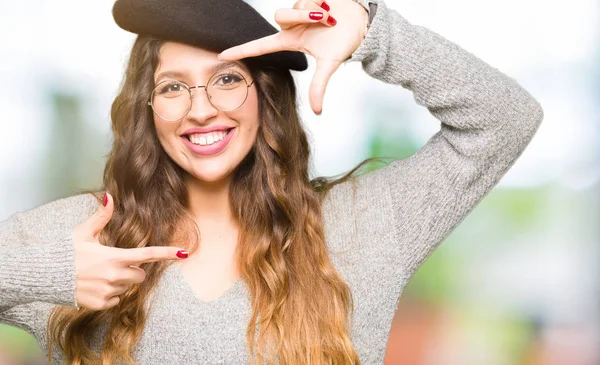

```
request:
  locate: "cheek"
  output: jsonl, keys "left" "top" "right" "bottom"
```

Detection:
{"left": 245, "top": 120, "right": 259, "bottom": 137}
{"left": 239, "top": 91, "right": 260, "bottom": 138}
{"left": 153, "top": 118, "right": 178, "bottom": 150}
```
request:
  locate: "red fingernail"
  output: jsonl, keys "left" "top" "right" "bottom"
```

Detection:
{"left": 327, "top": 16, "right": 337, "bottom": 26}
{"left": 321, "top": 2, "right": 330, "bottom": 11}
{"left": 176, "top": 250, "right": 189, "bottom": 259}
{"left": 102, "top": 193, "right": 108, "bottom": 207}
{"left": 309, "top": 12, "right": 324, "bottom": 21}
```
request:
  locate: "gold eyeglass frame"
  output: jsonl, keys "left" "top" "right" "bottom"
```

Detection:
{"left": 147, "top": 70, "right": 255, "bottom": 122}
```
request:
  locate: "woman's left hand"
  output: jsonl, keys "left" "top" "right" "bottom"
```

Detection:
{"left": 218, "top": 0, "right": 369, "bottom": 115}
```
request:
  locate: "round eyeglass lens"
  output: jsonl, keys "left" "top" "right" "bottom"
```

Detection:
{"left": 151, "top": 80, "right": 192, "bottom": 122}
{"left": 206, "top": 70, "right": 250, "bottom": 112}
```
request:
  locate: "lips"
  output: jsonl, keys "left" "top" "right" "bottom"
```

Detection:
{"left": 182, "top": 125, "right": 235, "bottom": 136}
{"left": 181, "top": 128, "right": 237, "bottom": 156}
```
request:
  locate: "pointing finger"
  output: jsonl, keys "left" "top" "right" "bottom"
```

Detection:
{"left": 218, "top": 34, "right": 290, "bottom": 61}
{"left": 310, "top": 59, "right": 341, "bottom": 115}
{"left": 117, "top": 246, "right": 189, "bottom": 266}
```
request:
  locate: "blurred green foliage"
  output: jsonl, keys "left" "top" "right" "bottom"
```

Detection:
{"left": 0, "top": 325, "right": 42, "bottom": 360}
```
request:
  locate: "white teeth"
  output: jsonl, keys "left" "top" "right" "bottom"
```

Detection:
{"left": 188, "top": 130, "right": 229, "bottom": 146}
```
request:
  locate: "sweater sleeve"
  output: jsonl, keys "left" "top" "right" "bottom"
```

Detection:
{"left": 345, "top": 0, "right": 544, "bottom": 277}
{"left": 0, "top": 194, "right": 98, "bottom": 332}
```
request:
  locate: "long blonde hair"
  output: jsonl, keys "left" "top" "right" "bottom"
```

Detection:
{"left": 47, "top": 35, "right": 375, "bottom": 364}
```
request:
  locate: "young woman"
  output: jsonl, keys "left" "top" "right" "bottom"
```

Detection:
{"left": 0, "top": 0, "right": 543, "bottom": 364}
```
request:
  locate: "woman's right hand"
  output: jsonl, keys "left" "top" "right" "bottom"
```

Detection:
{"left": 72, "top": 193, "right": 188, "bottom": 311}
{"left": 218, "top": 0, "right": 369, "bottom": 115}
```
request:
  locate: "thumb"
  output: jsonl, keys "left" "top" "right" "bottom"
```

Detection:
{"left": 309, "top": 59, "right": 341, "bottom": 115}
{"left": 82, "top": 192, "right": 114, "bottom": 239}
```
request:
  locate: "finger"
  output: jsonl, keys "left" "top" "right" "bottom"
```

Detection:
{"left": 117, "top": 246, "right": 189, "bottom": 266}
{"left": 109, "top": 284, "right": 129, "bottom": 297}
{"left": 113, "top": 266, "right": 146, "bottom": 285}
{"left": 81, "top": 296, "right": 120, "bottom": 311}
{"left": 274, "top": 8, "right": 331, "bottom": 29}
{"left": 218, "top": 34, "right": 291, "bottom": 61}
{"left": 293, "top": 0, "right": 326, "bottom": 9}
{"left": 310, "top": 59, "right": 341, "bottom": 115}
{"left": 102, "top": 295, "right": 121, "bottom": 311}
{"left": 79, "top": 192, "right": 114, "bottom": 239}
{"left": 299, "top": 0, "right": 328, "bottom": 9}
{"left": 297, "top": 0, "right": 333, "bottom": 15}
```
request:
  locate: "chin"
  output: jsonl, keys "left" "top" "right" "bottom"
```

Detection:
{"left": 181, "top": 160, "right": 237, "bottom": 184}
{"left": 181, "top": 143, "right": 254, "bottom": 185}
{"left": 161, "top": 135, "right": 254, "bottom": 184}
{"left": 186, "top": 169, "right": 232, "bottom": 184}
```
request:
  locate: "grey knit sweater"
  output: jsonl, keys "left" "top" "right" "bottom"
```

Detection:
{"left": 0, "top": 1, "right": 543, "bottom": 364}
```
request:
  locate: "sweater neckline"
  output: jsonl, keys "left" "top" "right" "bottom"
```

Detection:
{"left": 169, "top": 262, "right": 245, "bottom": 305}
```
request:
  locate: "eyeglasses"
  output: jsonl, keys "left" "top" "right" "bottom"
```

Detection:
{"left": 148, "top": 69, "right": 255, "bottom": 122}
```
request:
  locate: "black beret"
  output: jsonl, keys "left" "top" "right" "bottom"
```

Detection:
{"left": 112, "top": 0, "right": 308, "bottom": 71}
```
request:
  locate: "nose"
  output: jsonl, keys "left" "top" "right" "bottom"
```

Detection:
{"left": 187, "top": 87, "right": 218, "bottom": 122}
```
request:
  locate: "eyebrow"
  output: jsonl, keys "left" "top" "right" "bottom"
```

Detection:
{"left": 154, "top": 61, "right": 246, "bottom": 83}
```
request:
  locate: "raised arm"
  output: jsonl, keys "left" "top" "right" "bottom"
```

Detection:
{"left": 218, "top": 0, "right": 543, "bottom": 279}
{"left": 346, "top": 0, "right": 544, "bottom": 276}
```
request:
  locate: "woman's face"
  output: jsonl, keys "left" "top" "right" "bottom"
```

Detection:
{"left": 152, "top": 42, "right": 260, "bottom": 184}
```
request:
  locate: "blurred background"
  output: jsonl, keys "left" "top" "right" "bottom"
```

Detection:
{"left": 1, "top": 0, "right": 598, "bottom": 364}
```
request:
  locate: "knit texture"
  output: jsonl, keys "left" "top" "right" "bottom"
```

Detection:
{"left": 0, "top": 1, "right": 543, "bottom": 363}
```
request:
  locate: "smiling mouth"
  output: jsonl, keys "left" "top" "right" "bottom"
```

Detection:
{"left": 184, "top": 128, "right": 234, "bottom": 146}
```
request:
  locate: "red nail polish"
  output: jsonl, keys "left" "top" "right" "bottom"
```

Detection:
{"left": 176, "top": 250, "right": 189, "bottom": 259}
{"left": 320, "top": 2, "right": 330, "bottom": 11}
{"left": 327, "top": 16, "right": 337, "bottom": 26}
{"left": 102, "top": 193, "right": 108, "bottom": 207}
{"left": 309, "top": 12, "right": 324, "bottom": 21}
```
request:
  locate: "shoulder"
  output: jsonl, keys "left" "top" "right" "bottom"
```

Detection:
{"left": 13, "top": 192, "right": 101, "bottom": 240}
{"left": 321, "top": 162, "right": 398, "bottom": 238}
{"left": 321, "top": 161, "right": 398, "bottom": 213}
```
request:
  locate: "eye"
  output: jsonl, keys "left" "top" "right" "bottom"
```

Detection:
{"left": 156, "top": 81, "right": 188, "bottom": 96}
{"left": 212, "top": 72, "right": 244, "bottom": 89}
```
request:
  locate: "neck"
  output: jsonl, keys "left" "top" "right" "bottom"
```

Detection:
{"left": 185, "top": 174, "right": 238, "bottom": 232}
